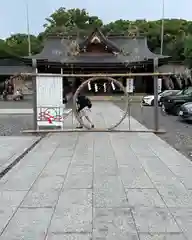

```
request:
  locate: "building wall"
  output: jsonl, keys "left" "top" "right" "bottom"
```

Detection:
{"left": 158, "top": 64, "right": 190, "bottom": 76}
{"left": 158, "top": 64, "right": 192, "bottom": 90}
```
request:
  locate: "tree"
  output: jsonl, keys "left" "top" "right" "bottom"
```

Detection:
{"left": 184, "top": 35, "right": 192, "bottom": 67}
{"left": 0, "top": 39, "right": 16, "bottom": 58}
{"left": 2, "top": 7, "right": 192, "bottom": 66}
{"left": 43, "top": 8, "right": 103, "bottom": 36}
{"left": 5, "top": 34, "right": 42, "bottom": 56}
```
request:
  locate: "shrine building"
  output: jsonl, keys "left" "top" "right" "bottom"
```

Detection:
{"left": 0, "top": 28, "right": 172, "bottom": 94}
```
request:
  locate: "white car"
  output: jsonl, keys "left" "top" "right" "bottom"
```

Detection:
{"left": 142, "top": 90, "right": 180, "bottom": 106}
{"left": 142, "top": 94, "right": 161, "bottom": 106}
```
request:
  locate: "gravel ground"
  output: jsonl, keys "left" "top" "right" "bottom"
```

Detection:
{"left": 0, "top": 115, "right": 33, "bottom": 136}
{"left": 115, "top": 101, "right": 192, "bottom": 160}
{"left": 0, "top": 99, "right": 33, "bottom": 136}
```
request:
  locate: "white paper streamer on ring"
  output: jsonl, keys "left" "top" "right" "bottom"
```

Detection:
{"left": 103, "top": 83, "right": 107, "bottom": 92}
{"left": 94, "top": 83, "right": 98, "bottom": 92}
{"left": 111, "top": 81, "right": 115, "bottom": 90}
{"left": 88, "top": 81, "right": 91, "bottom": 90}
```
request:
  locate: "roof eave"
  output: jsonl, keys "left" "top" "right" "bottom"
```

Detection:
{"left": 79, "top": 28, "right": 121, "bottom": 53}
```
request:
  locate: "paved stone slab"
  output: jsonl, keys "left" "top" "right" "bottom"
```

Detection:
{"left": 119, "top": 165, "right": 154, "bottom": 188}
{"left": 48, "top": 189, "right": 92, "bottom": 234}
{"left": 93, "top": 133, "right": 118, "bottom": 177}
{"left": 0, "top": 136, "right": 39, "bottom": 174}
{"left": 94, "top": 176, "right": 128, "bottom": 208}
{"left": 139, "top": 233, "right": 186, "bottom": 240}
{"left": 107, "top": 134, "right": 140, "bottom": 165}
{"left": 0, "top": 208, "right": 53, "bottom": 239}
{"left": 0, "top": 133, "right": 78, "bottom": 238}
{"left": 170, "top": 208, "right": 192, "bottom": 239}
{"left": 136, "top": 156, "right": 192, "bottom": 207}
{"left": 71, "top": 133, "right": 94, "bottom": 166}
{"left": 93, "top": 102, "right": 148, "bottom": 131}
{"left": 47, "top": 233, "right": 92, "bottom": 240}
{"left": 42, "top": 157, "right": 71, "bottom": 176}
{"left": 64, "top": 166, "right": 92, "bottom": 189}
{"left": 94, "top": 155, "right": 118, "bottom": 176}
{"left": 0, "top": 102, "right": 192, "bottom": 239}
{"left": 125, "top": 189, "right": 166, "bottom": 207}
{"left": 0, "top": 136, "right": 67, "bottom": 190}
{"left": 138, "top": 132, "right": 192, "bottom": 189}
{"left": 21, "top": 175, "right": 64, "bottom": 208}
{"left": 132, "top": 206, "right": 181, "bottom": 233}
{"left": 0, "top": 191, "right": 27, "bottom": 234}
{"left": 93, "top": 208, "right": 139, "bottom": 240}
{"left": 130, "top": 142, "right": 157, "bottom": 157}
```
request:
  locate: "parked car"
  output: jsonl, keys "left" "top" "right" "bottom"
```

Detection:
{"left": 178, "top": 102, "right": 192, "bottom": 121}
{"left": 159, "top": 90, "right": 180, "bottom": 106}
{"left": 161, "top": 87, "right": 192, "bottom": 115}
{"left": 142, "top": 90, "right": 180, "bottom": 106}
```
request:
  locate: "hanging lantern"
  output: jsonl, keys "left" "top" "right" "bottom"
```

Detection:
{"left": 94, "top": 83, "right": 98, "bottom": 92}
{"left": 88, "top": 81, "right": 91, "bottom": 91}
{"left": 111, "top": 81, "right": 115, "bottom": 91}
{"left": 103, "top": 83, "right": 107, "bottom": 92}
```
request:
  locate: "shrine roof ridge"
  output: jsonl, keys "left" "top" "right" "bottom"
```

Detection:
{"left": 2, "top": 27, "right": 170, "bottom": 65}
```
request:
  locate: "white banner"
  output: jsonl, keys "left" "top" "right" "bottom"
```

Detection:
{"left": 36, "top": 76, "right": 63, "bottom": 107}
{"left": 36, "top": 76, "right": 63, "bottom": 126}
{"left": 158, "top": 78, "right": 162, "bottom": 93}
{"left": 126, "top": 78, "right": 134, "bottom": 93}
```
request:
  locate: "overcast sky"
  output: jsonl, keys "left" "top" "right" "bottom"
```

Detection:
{"left": 0, "top": 0, "right": 192, "bottom": 38}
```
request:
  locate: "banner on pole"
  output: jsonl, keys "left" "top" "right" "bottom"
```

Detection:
{"left": 158, "top": 78, "right": 162, "bottom": 93}
{"left": 126, "top": 78, "right": 134, "bottom": 93}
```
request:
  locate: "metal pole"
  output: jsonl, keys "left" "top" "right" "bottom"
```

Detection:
{"left": 128, "top": 94, "right": 131, "bottom": 130}
{"left": 140, "top": 96, "right": 144, "bottom": 123}
{"left": 5, "top": 72, "right": 173, "bottom": 77}
{"left": 32, "top": 59, "right": 37, "bottom": 130}
{"left": 153, "top": 58, "right": 159, "bottom": 132}
{"left": 160, "top": 0, "right": 165, "bottom": 55}
{"left": 25, "top": 0, "right": 31, "bottom": 56}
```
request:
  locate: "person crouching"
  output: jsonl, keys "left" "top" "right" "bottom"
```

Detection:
{"left": 76, "top": 94, "right": 94, "bottom": 129}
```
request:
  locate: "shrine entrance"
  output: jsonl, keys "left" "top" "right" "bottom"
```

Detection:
{"left": 18, "top": 57, "right": 172, "bottom": 134}
{"left": 72, "top": 76, "right": 129, "bottom": 130}
{"left": 20, "top": 70, "right": 169, "bottom": 134}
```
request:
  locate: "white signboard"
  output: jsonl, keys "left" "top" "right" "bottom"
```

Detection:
{"left": 158, "top": 78, "right": 162, "bottom": 93}
{"left": 36, "top": 76, "right": 63, "bottom": 127}
{"left": 126, "top": 78, "right": 134, "bottom": 93}
{"left": 36, "top": 76, "right": 63, "bottom": 107}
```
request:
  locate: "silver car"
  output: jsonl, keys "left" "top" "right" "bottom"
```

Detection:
{"left": 178, "top": 102, "right": 192, "bottom": 121}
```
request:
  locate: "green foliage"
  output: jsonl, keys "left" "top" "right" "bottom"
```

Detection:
{"left": 0, "top": 39, "right": 18, "bottom": 58}
{"left": 5, "top": 34, "right": 42, "bottom": 56}
{"left": 0, "top": 34, "right": 42, "bottom": 58}
{"left": 43, "top": 8, "right": 103, "bottom": 37}
{"left": 1, "top": 7, "right": 192, "bottom": 66}
{"left": 184, "top": 35, "right": 192, "bottom": 67}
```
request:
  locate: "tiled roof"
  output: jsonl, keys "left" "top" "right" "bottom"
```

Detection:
{"left": 24, "top": 29, "right": 170, "bottom": 64}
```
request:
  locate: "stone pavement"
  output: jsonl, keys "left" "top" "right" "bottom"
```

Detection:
{"left": 63, "top": 101, "right": 148, "bottom": 130}
{"left": 0, "top": 136, "right": 40, "bottom": 174}
{"left": 0, "top": 109, "right": 33, "bottom": 114}
{"left": 0, "top": 104, "right": 192, "bottom": 239}
{"left": 89, "top": 95, "right": 143, "bottom": 102}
